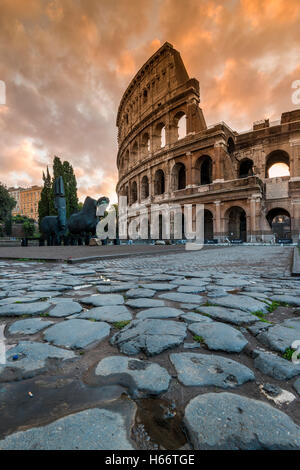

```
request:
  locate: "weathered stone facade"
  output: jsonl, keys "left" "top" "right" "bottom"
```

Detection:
{"left": 116, "top": 42, "right": 300, "bottom": 242}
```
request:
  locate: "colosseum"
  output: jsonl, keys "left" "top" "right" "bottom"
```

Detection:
{"left": 116, "top": 42, "right": 300, "bottom": 243}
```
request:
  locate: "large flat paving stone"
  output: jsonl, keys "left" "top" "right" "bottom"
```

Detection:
{"left": 78, "top": 305, "right": 132, "bottom": 323}
{"left": 158, "top": 292, "right": 206, "bottom": 304}
{"left": 0, "top": 302, "right": 52, "bottom": 317}
{"left": 0, "top": 403, "right": 136, "bottom": 450}
{"left": 48, "top": 301, "right": 83, "bottom": 318}
{"left": 0, "top": 341, "right": 75, "bottom": 381}
{"left": 111, "top": 319, "right": 187, "bottom": 356}
{"left": 170, "top": 352, "right": 254, "bottom": 388}
{"left": 188, "top": 322, "right": 248, "bottom": 353}
{"left": 177, "top": 286, "right": 207, "bottom": 294}
{"left": 125, "top": 298, "right": 165, "bottom": 309}
{"left": 80, "top": 294, "right": 124, "bottom": 307}
{"left": 180, "top": 312, "right": 214, "bottom": 324}
{"left": 44, "top": 319, "right": 110, "bottom": 349}
{"left": 97, "top": 283, "right": 136, "bottom": 293}
{"left": 270, "top": 295, "right": 300, "bottom": 307}
{"left": 294, "top": 378, "right": 300, "bottom": 396}
{"left": 8, "top": 318, "right": 54, "bottom": 335}
{"left": 257, "top": 325, "right": 300, "bottom": 353}
{"left": 253, "top": 350, "right": 300, "bottom": 380}
{"left": 136, "top": 307, "right": 183, "bottom": 320}
{"left": 196, "top": 306, "right": 256, "bottom": 325}
{"left": 126, "top": 288, "right": 156, "bottom": 299}
{"left": 139, "top": 283, "right": 175, "bottom": 291}
{"left": 184, "top": 392, "right": 300, "bottom": 450}
{"left": 95, "top": 356, "right": 171, "bottom": 396}
{"left": 209, "top": 294, "right": 269, "bottom": 314}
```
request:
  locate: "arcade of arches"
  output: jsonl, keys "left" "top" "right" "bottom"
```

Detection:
{"left": 116, "top": 42, "right": 300, "bottom": 242}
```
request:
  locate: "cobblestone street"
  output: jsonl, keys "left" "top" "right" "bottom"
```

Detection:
{"left": 0, "top": 245, "right": 300, "bottom": 450}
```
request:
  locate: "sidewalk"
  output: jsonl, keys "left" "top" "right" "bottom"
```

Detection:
{"left": 0, "top": 244, "right": 187, "bottom": 263}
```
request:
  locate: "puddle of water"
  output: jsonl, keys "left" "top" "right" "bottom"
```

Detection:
{"left": 134, "top": 398, "right": 187, "bottom": 450}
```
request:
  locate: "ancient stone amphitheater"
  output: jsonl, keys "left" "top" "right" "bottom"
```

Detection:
{"left": 116, "top": 42, "right": 300, "bottom": 242}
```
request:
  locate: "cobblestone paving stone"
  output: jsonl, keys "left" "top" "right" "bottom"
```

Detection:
{"left": 0, "top": 246, "right": 300, "bottom": 449}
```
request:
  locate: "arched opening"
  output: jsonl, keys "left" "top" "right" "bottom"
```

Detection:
{"left": 227, "top": 137, "right": 235, "bottom": 154}
{"left": 266, "top": 208, "right": 291, "bottom": 240}
{"left": 239, "top": 158, "right": 254, "bottom": 178}
{"left": 204, "top": 209, "right": 214, "bottom": 241}
{"left": 227, "top": 206, "right": 247, "bottom": 241}
{"left": 142, "top": 132, "right": 150, "bottom": 154}
{"left": 171, "top": 162, "right": 186, "bottom": 191}
{"left": 265, "top": 150, "right": 290, "bottom": 178}
{"left": 132, "top": 141, "right": 138, "bottom": 163}
{"left": 123, "top": 150, "right": 129, "bottom": 171}
{"left": 204, "top": 209, "right": 214, "bottom": 240}
{"left": 141, "top": 175, "right": 149, "bottom": 200}
{"left": 195, "top": 156, "right": 212, "bottom": 185}
{"left": 143, "top": 89, "right": 148, "bottom": 103}
{"left": 130, "top": 181, "right": 138, "bottom": 204}
{"left": 175, "top": 112, "right": 187, "bottom": 140}
{"left": 155, "top": 123, "right": 166, "bottom": 149}
{"left": 154, "top": 169, "right": 165, "bottom": 195}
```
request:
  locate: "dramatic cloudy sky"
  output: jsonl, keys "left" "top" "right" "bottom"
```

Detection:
{"left": 1, "top": 0, "right": 300, "bottom": 203}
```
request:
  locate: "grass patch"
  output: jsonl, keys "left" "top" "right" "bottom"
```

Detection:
{"left": 40, "top": 313, "right": 49, "bottom": 317}
{"left": 113, "top": 320, "right": 131, "bottom": 329}
{"left": 282, "top": 347, "right": 300, "bottom": 361}
{"left": 193, "top": 335, "right": 205, "bottom": 344}
{"left": 202, "top": 301, "right": 218, "bottom": 307}
{"left": 195, "top": 310, "right": 212, "bottom": 318}
{"left": 266, "top": 301, "right": 281, "bottom": 313}
{"left": 88, "top": 318, "right": 97, "bottom": 322}
{"left": 251, "top": 310, "right": 270, "bottom": 323}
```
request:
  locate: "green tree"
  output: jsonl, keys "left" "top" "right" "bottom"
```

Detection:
{"left": 38, "top": 157, "right": 79, "bottom": 224}
{"left": 0, "top": 183, "right": 16, "bottom": 236}
{"left": 38, "top": 166, "right": 52, "bottom": 227}
{"left": 50, "top": 156, "right": 79, "bottom": 218}
{"left": 23, "top": 220, "right": 35, "bottom": 237}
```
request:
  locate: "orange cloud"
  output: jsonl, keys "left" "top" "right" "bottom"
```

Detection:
{"left": 0, "top": 0, "right": 299, "bottom": 202}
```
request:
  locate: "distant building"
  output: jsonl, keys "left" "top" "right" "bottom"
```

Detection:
{"left": 8, "top": 185, "right": 42, "bottom": 221}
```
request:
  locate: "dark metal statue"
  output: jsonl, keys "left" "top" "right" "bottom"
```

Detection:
{"left": 67, "top": 196, "right": 109, "bottom": 245}
{"left": 40, "top": 176, "right": 67, "bottom": 245}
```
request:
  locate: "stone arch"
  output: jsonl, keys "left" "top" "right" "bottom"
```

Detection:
{"left": 195, "top": 155, "right": 212, "bottom": 185}
{"left": 204, "top": 209, "right": 214, "bottom": 241}
{"left": 154, "top": 169, "right": 165, "bottom": 195}
{"left": 266, "top": 207, "right": 291, "bottom": 240}
{"left": 227, "top": 137, "right": 235, "bottom": 154}
{"left": 154, "top": 122, "right": 166, "bottom": 149}
{"left": 225, "top": 206, "right": 247, "bottom": 241}
{"left": 239, "top": 158, "right": 254, "bottom": 178}
{"left": 174, "top": 111, "right": 187, "bottom": 140}
{"left": 131, "top": 141, "right": 138, "bottom": 163}
{"left": 130, "top": 181, "right": 138, "bottom": 204}
{"left": 141, "top": 132, "right": 150, "bottom": 154}
{"left": 171, "top": 162, "right": 186, "bottom": 190}
{"left": 141, "top": 175, "right": 149, "bottom": 200}
{"left": 265, "top": 150, "right": 290, "bottom": 178}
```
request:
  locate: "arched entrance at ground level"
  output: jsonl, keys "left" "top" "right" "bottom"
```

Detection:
{"left": 227, "top": 206, "right": 247, "bottom": 241}
{"left": 266, "top": 208, "right": 291, "bottom": 240}
{"left": 204, "top": 209, "right": 214, "bottom": 240}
